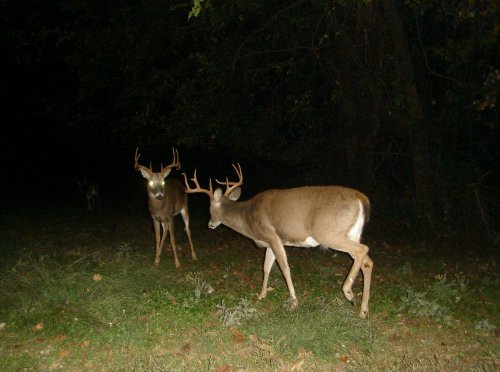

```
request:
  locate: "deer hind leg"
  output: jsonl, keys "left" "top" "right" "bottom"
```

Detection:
{"left": 269, "top": 237, "right": 298, "bottom": 308}
{"left": 359, "top": 254, "right": 373, "bottom": 318}
{"left": 320, "top": 237, "right": 370, "bottom": 317}
{"left": 258, "top": 247, "right": 276, "bottom": 301}
{"left": 180, "top": 208, "right": 197, "bottom": 261}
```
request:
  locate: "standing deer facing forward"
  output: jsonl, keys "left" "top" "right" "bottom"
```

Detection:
{"left": 77, "top": 179, "right": 100, "bottom": 212}
{"left": 135, "top": 148, "right": 197, "bottom": 268}
{"left": 183, "top": 164, "right": 373, "bottom": 318}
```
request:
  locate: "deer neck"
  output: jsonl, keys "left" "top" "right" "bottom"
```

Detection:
{"left": 220, "top": 199, "right": 255, "bottom": 238}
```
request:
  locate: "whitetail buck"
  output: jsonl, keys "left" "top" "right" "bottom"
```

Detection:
{"left": 134, "top": 148, "right": 197, "bottom": 268}
{"left": 183, "top": 164, "right": 373, "bottom": 318}
{"left": 77, "top": 179, "right": 100, "bottom": 212}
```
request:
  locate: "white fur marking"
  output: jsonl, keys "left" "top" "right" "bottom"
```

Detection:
{"left": 347, "top": 200, "right": 365, "bottom": 242}
{"left": 254, "top": 240, "right": 269, "bottom": 248}
{"left": 283, "top": 236, "right": 319, "bottom": 248}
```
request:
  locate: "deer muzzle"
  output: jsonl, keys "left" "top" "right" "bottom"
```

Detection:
{"left": 208, "top": 219, "right": 221, "bottom": 229}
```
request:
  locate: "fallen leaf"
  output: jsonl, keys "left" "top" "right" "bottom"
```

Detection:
{"left": 341, "top": 354, "right": 349, "bottom": 363}
{"left": 39, "top": 346, "right": 52, "bottom": 356}
{"left": 64, "top": 249, "right": 80, "bottom": 257}
{"left": 31, "top": 322, "right": 44, "bottom": 332}
{"left": 58, "top": 349, "right": 70, "bottom": 358}
{"left": 290, "top": 359, "right": 304, "bottom": 371}
{"left": 389, "top": 333, "right": 402, "bottom": 342}
{"left": 229, "top": 327, "right": 244, "bottom": 343}
{"left": 92, "top": 273, "right": 102, "bottom": 282}
{"left": 181, "top": 343, "right": 191, "bottom": 353}
{"left": 298, "top": 348, "right": 313, "bottom": 358}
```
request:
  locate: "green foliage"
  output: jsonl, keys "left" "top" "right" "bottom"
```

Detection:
{"left": 185, "top": 271, "right": 214, "bottom": 300}
{"left": 474, "top": 318, "right": 496, "bottom": 332}
{"left": 399, "top": 273, "right": 470, "bottom": 325}
{"left": 216, "top": 298, "right": 258, "bottom": 327}
{"left": 188, "top": 0, "right": 206, "bottom": 20}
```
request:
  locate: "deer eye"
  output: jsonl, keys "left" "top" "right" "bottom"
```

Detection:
{"left": 149, "top": 180, "right": 154, "bottom": 187}
{"left": 161, "top": 181, "right": 165, "bottom": 186}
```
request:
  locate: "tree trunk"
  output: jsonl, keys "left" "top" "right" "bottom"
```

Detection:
{"left": 381, "top": 0, "right": 435, "bottom": 226}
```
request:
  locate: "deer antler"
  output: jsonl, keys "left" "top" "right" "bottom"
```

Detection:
{"left": 134, "top": 147, "right": 153, "bottom": 172}
{"left": 135, "top": 147, "right": 180, "bottom": 174}
{"left": 183, "top": 170, "right": 214, "bottom": 199}
{"left": 215, "top": 163, "right": 243, "bottom": 197}
{"left": 161, "top": 148, "right": 181, "bottom": 173}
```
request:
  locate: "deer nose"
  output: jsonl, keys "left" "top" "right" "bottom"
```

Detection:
{"left": 208, "top": 220, "right": 220, "bottom": 229}
{"left": 155, "top": 194, "right": 163, "bottom": 200}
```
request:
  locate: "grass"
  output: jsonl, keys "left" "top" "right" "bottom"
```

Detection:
{"left": 0, "top": 202, "right": 499, "bottom": 371}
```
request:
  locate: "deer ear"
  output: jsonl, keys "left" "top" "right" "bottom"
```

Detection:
{"left": 162, "top": 169, "right": 172, "bottom": 179}
{"left": 214, "top": 188, "right": 223, "bottom": 202}
{"left": 228, "top": 187, "right": 241, "bottom": 201}
{"left": 139, "top": 168, "right": 151, "bottom": 179}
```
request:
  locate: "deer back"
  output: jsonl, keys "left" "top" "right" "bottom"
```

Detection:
{"left": 218, "top": 186, "right": 369, "bottom": 244}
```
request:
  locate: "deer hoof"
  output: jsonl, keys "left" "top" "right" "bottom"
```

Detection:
{"left": 284, "top": 297, "right": 299, "bottom": 311}
{"left": 343, "top": 288, "right": 355, "bottom": 305}
{"left": 359, "top": 310, "right": 368, "bottom": 319}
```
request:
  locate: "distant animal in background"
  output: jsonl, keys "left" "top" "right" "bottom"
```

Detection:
{"left": 134, "top": 147, "right": 197, "bottom": 268}
{"left": 77, "top": 179, "right": 100, "bottom": 212}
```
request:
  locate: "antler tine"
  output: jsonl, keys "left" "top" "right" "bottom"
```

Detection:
{"left": 173, "top": 148, "right": 180, "bottom": 170}
{"left": 160, "top": 147, "right": 181, "bottom": 173}
{"left": 215, "top": 163, "right": 243, "bottom": 197}
{"left": 134, "top": 147, "right": 145, "bottom": 171}
{"left": 134, "top": 147, "right": 155, "bottom": 174}
{"left": 182, "top": 170, "right": 214, "bottom": 198}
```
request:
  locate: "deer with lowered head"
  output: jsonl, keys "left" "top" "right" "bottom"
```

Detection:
{"left": 135, "top": 148, "right": 197, "bottom": 268}
{"left": 183, "top": 164, "right": 373, "bottom": 318}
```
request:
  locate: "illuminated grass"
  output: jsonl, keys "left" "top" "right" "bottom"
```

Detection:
{"left": 0, "top": 207, "right": 498, "bottom": 370}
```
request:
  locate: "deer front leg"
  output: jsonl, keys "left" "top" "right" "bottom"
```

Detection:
{"left": 270, "top": 238, "right": 298, "bottom": 308}
{"left": 258, "top": 247, "right": 276, "bottom": 300}
{"left": 153, "top": 219, "right": 163, "bottom": 267}
{"left": 180, "top": 208, "right": 197, "bottom": 261}
{"left": 166, "top": 221, "right": 180, "bottom": 268}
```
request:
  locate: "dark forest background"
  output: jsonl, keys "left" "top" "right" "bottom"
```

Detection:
{"left": 2, "top": 0, "right": 499, "bottom": 240}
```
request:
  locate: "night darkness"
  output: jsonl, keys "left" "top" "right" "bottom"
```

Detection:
{"left": 1, "top": 1, "right": 499, "bottom": 368}
{"left": 2, "top": 1, "right": 499, "bottom": 234}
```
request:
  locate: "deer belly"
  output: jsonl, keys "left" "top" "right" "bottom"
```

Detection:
{"left": 283, "top": 236, "right": 320, "bottom": 248}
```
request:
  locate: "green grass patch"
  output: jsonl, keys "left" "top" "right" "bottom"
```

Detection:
{"left": 0, "top": 207, "right": 498, "bottom": 370}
